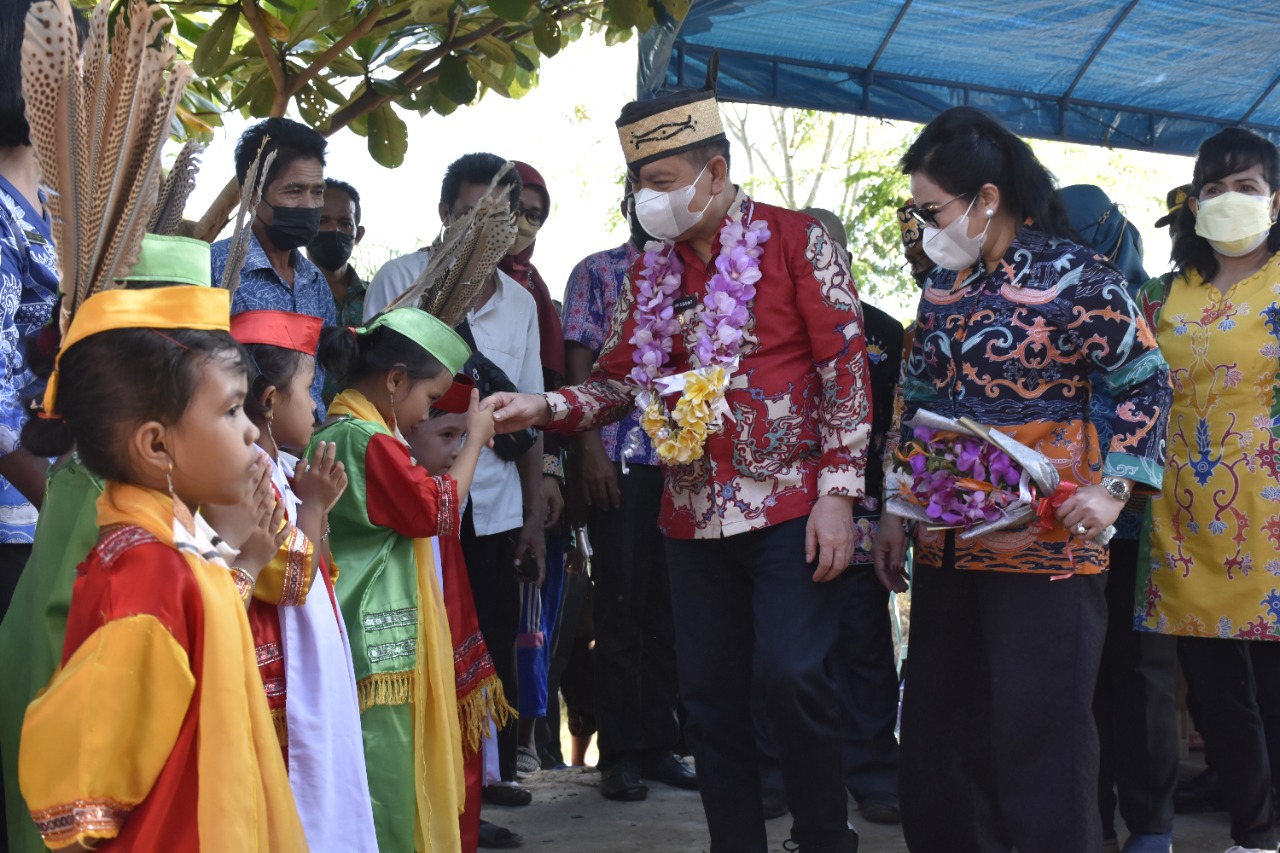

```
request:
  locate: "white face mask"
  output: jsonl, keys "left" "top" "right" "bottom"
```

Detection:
{"left": 633, "top": 163, "right": 713, "bottom": 241}
{"left": 922, "top": 196, "right": 991, "bottom": 271}
{"left": 1194, "top": 191, "right": 1276, "bottom": 257}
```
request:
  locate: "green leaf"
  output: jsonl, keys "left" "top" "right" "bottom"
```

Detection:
{"left": 465, "top": 56, "right": 509, "bottom": 97}
{"left": 192, "top": 7, "right": 239, "bottom": 77}
{"left": 604, "top": 26, "right": 633, "bottom": 46}
{"left": 475, "top": 35, "right": 515, "bottom": 65}
{"left": 318, "top": 0, "right": 348, "bottom": 25}
{"left": 296, "top": 83, "right": 330, "bottom": 126}
{"left": 367, "top": 103, "right": 409, "bottom": 167}
{"left": 532, "top": 13, "right": 560, "bottom": 57}
{"left": 437, "top": 54, "right": 477, "bottom": 104}
{"left": 511, "top": 43, "right": 538, "bottom": 72}
{"left": 487, "top": 0, "right": 532, "bottom": 22}
{"left": 324, "top": 53, "right": 367, "bottom": 76}
{"left": 410, "top": 0, "right": 451, "bottom": 24}
{"left": 228, "top": 69, "right": 270, "bottom": 109}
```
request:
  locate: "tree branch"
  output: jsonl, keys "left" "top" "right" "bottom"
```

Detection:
{"left": 240, "top": 0, "right": 287, "bottom": 95}
{"left": 288, "top": 8, "right": 390, "bottom": 95}
{"left": 326, "top": 16, "right": 514, "bottom": 133}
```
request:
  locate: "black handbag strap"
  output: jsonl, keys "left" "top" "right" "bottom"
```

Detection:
{"left": 455, "top": 320, "right": 478, "bottom": 351}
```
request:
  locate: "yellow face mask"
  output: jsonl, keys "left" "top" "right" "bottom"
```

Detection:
{"left": 1194, "top": 191, "right": 1276, "bottom": 257}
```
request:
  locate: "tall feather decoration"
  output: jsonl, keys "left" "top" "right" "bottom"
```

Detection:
{"left": 22, "top": 0, "right": 194, "bottom": 334}
{"left": 219, "top": 145, "right": 276, "bottom": 294}
{"left": 382, "top": 162, "right": 520, "bottom": 327}
{"left": 149, "top": 139, "right": 204, "bottom": 236}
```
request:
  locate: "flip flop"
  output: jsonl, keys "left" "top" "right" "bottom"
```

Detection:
{"left": 478, "top": 820, "right": 523, "bottom": 849}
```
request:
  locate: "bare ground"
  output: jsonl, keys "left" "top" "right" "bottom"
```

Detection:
{"left": 481, "top": 762, "right": 1239, "bottom": 853}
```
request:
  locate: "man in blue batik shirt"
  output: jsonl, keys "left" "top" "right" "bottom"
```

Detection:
{"left": 0, "top": 0, "right": 59, "bottom": 621}
{"left": 210, "top": 117, "right": 336, "bottom": 416}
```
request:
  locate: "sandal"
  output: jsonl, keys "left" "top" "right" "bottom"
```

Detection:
{"left": 478, "top": 820, "right": 523, "bottom": 849}
{"left": 515, "top": 745, "right": 541, "bottom": 777}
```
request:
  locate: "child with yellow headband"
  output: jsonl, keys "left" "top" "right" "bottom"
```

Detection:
{"left": 14, "top": 282, "right": 307, "bottom": 851}
{"left": 314, "top": 307, "right": 495, "bottom": 852}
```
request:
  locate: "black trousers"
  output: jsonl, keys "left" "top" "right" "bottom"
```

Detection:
{"left": 666, "top": 517, "right": 856, "bottom": 853}
{"left": 755, "top": 564, "right": 900, "bottom": 804}
{"left": 589, "top": 462, "right": 680, "bottom": 767}
{"left": 1179, "top": 635, "right": 1280, "bottom": 849}
{"left": 900, "top": 540, "right": 1107, "bottom": 853}
{"left": 1093, "top": 539, "right": 1178, "bottom": 838}
{"left": 835, "top": 564, "right": 901, "bottom": 803}
{"left": 460, "top": 505, "right": 521, "bottom": 782}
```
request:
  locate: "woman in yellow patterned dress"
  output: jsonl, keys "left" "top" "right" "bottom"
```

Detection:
{"left": 1136, "top": 127, "right": 1280, "bottom": 853}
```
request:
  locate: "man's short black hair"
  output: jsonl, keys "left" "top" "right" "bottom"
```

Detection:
{"left": 325, "top": 178, "right": 362, "bottom": 225}
{"left": 235, "top": 117, "right": 327, "bottom": 193}
{"left": 440, "top": 152, "right": 521, "bottom": 213}
{"left": 2, "top": 1, "right": 89, "bottom": 148}
{"left": 682, "top": 139, "right": 731, "bottom": 174}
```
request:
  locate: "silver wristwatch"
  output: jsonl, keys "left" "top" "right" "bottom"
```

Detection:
{"left": 1100, "top": 476, "right": 1131, "bottom": 503}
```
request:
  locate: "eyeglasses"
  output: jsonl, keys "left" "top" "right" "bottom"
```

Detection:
{"left": 518, "top": 205, "right": 547, "bottom": 227}
{"left": 907, "top": 195, "right": 966, "bottom": 229}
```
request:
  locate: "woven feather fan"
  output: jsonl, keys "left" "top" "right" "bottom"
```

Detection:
{"left": 148, "top": 139, "right": 204, "bottom": 237}
{"left": 381, "top": 162, "right": 520, "bottom": 327}
{"left": 22, "top": 0, "right": 194, "bottom": 333}
{"left": 219, "top": 142, "right": 276, "bottom": 294}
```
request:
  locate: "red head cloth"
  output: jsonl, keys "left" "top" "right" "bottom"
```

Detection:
{"left": 230, "top": 310, "right": 323, "bottom": 355}
{"left": 499, "top": 161, "right": 565, "bottom": 389}
{"left": 432, "top": 373, "right": 476, "bottom": 414}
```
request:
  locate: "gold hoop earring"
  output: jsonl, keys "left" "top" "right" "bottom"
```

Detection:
{"left": 265, "top": 415, "right": 279, "bottom": 456}
{"left": 166, "top": 462, "right": 195, "bottom": 533}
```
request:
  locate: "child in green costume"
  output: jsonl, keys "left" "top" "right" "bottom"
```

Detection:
{"left": 0, "top": 456, "right": 102, "bottom": 853}
{"left": 314, "top": 307, "right": 495, "bottom": 852}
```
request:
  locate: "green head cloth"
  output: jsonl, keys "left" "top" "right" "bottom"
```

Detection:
{"left": 359, "top": 307, "right": 471, "bottom": 375}
{"left": 119, "top": 234, "right": 212, "bottom": 287}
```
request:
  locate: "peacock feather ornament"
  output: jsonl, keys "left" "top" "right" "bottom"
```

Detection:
{"left": 21, "top": 0, "right": 193, "bottom": 334}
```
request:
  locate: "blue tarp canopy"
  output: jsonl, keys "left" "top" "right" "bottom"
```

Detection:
{"left": 637, "top": 1, "right": 1280, "bottom": 155}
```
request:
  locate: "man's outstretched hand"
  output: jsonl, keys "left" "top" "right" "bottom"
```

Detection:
{"left": 482, "top": 392, "right": 552, "bottom": 434}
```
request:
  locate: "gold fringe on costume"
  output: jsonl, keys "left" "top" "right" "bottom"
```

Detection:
{"left": 270, "top": 706, "right": 289, "bottom": 748}
{"left": 356, "top": 670, "right": 414, "bottom": 714}
{"left": 356, "top": 670, "right": 514, "bottom": 753}
{"left": 458, "top": 675, "right": 514, "bottom": 755}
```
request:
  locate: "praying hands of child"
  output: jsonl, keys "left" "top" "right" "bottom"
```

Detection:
{"left": 203, "top": 457, "right": 290, "bottom": 582}
{"left": 292, "top": 440, "right": 347, "bottom": 559}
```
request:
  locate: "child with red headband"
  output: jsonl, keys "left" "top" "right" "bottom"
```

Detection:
{"left": 230, "top": 309, "right": 379, "bottom": 852}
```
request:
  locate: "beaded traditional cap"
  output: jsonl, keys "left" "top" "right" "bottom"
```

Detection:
{"left": 616, "top": 52, "right": 726, "bottom": 170}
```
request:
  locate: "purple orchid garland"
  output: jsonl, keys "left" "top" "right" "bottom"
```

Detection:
{"left": 627, "top": 216, "right": 772, "bottom": 393}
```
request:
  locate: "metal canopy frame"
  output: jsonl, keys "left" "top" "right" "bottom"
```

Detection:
{"left": 640, "top": 1, "right": 1280, "bottom": 156}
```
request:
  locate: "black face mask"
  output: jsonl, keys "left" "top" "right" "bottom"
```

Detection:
{"left": 263, "top": 205, "right": 321, "bottom": 251}
{"left": 307, "top": 230, "right": 355, "bottom": 271}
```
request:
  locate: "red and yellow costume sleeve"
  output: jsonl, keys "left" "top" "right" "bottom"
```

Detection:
{"left": 21, "top": 615, "right": 194, "bottom": 849}
{"left": 254, "top": 525, "right": 317, "bottom": 607}
{"left": 365, "top": 432, "right": 460, "bottom": 539}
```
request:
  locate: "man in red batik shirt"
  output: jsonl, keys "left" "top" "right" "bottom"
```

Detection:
{"left": 485, "top": 64, "right": 870, "bottom": 853}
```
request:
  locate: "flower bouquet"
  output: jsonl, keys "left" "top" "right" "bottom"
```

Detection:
{"left": 885, "top": 409, "right": 1113, "bottom": 546}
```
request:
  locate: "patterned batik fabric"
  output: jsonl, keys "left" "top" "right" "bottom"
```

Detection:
{"left": 211, "top": 231, "right": 336, "bottom": 416}
{"left": 0, "top": 177, "right": 58, "bottom": 543}
{"left": 546, "top": 191, "right": 873, "bottom": 540}
{"left": 561, "top": 242, "right": 660, "bottom": 467}
{"left": 1135, "top": 256, "right": 1280, "bottom": 640}
{"left": 902, "top": 227, "right": 1171, "bottom": 575}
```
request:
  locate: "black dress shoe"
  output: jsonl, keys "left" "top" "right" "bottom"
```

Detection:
{"left": 600, "top": 760, "right": 649, "bottom": 801}
{"left": 761, "top": 788, "right": 789, "bottom": 820}
{"left": 639, "top": 752, "right": 699, "bottom": 790}
{"left": 482, "top": 783, "right": 533, "bottom": 807}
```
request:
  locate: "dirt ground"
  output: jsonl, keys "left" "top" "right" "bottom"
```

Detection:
{"left": 482, "top": 761, "right": 1244, "bottom": 853}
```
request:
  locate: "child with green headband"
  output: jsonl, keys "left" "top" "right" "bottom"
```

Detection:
{"left": 313, "top": 306, "right": 495, "bottom": 852}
